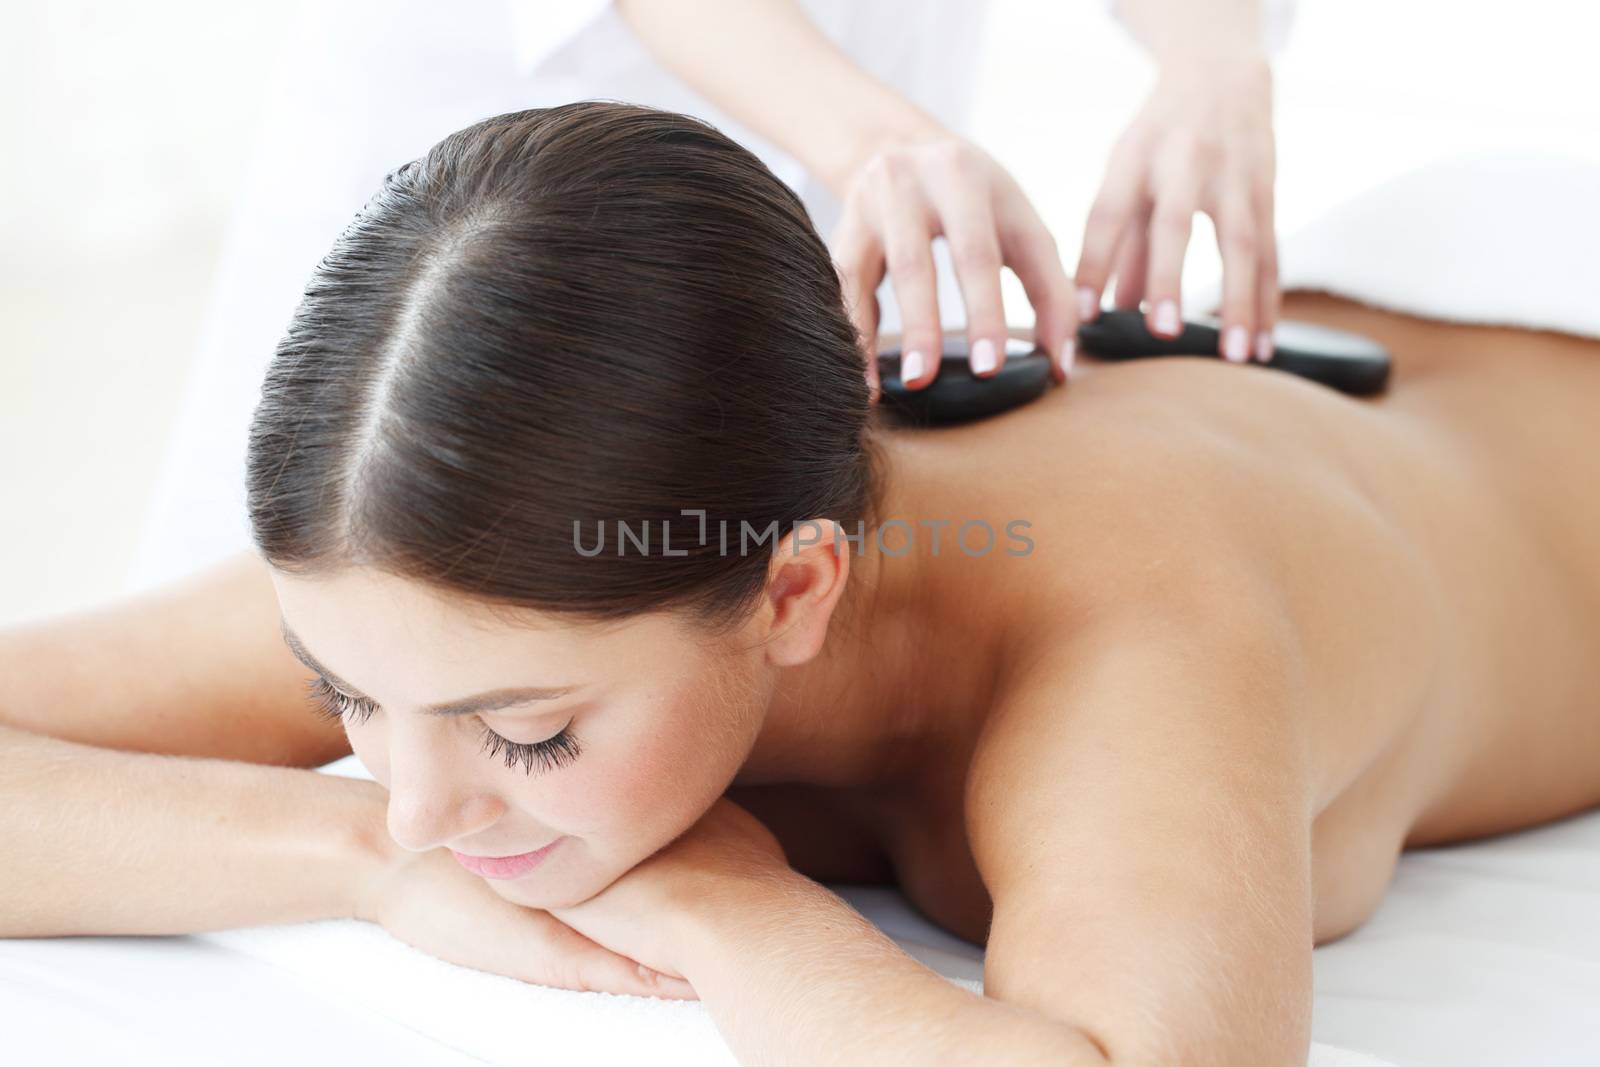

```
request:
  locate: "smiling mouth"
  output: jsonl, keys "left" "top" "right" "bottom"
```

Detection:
{"left": 449, "top": 837, "right": 565, "bottom": 879}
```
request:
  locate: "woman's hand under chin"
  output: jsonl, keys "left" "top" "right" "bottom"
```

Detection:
{"left": 547, "top": 797, "right": 793, "bottom": 991}
{"left": 354, "top": 839, "right": 698, "bottom": 1001}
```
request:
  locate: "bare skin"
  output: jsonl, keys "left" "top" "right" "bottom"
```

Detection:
{"left": 4, "top": 291, "right": 1596, "bottom": 1062}
{"left": 723, "top": 291, "right": 1600, "bottom": 1056}
{"left": 743, "top": 284, "right": 1600, "bottom": 900}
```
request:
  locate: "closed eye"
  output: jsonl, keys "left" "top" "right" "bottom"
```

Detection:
{"left": 305, "top": 675, "right": 581, "bottom": 775}
{"left": 476, "top": 720, "right": 582, "bottom": 775}
{"left": 307, "top": 675, "right": 375, "bottom": 725}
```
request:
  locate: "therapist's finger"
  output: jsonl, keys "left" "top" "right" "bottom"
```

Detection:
{"left": 1142, "top": 164, "right": 1201, "bottom": 339}
{"left": 1254, "top": 182, "right": 1280, "bottom": 363}
{"left": 1004, "top": 218, "right": 1076, "bottom": 382}
{"left": 1110, "top": 208, "right": 1150, "bottom": 311}
{"left": 875, "top": 164, "right": 942, "bottom": 390}
{"left": 935, "top": 181, "right": 1009, "bottom": 379}
{"left": 1214, "top": 186, "right": 1258, "bottom": 364}
{"left": 1073, "top": 139, "right": 1146, "bottom": 324}
{"left": 832, "top": 214, "right": 886, "bottom": 400}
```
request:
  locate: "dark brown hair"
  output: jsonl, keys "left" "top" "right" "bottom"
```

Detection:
{"left": 246, "top": 101, "right": 880, "bottom": 631}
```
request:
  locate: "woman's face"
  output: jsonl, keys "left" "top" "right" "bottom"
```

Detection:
{"left": 271, "top": 565, "right": 773, "bottom": 909}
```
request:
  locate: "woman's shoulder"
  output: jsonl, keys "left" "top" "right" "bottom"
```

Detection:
{"left": 947, "top": 364, "right": 1443, "bottom": 810}
{"left": 886, "top": 361, "right": 1323, "bottom": 606}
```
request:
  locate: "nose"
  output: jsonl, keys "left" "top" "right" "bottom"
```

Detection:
{"left": 383, "top": 718, "right": 503, "bottom": 852}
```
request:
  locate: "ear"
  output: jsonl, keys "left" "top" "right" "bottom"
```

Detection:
{"left": 759, "top": 519, "right": 853, "bottom": 667}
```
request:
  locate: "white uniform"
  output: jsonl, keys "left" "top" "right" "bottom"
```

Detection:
{"left": 127, "top": 0, "right": 1297, "bottom": 592}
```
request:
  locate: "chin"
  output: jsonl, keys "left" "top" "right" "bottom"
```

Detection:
{"left": 484, "top": 869, "right": 600, "bottom": 911}
{"left": 483, "top": 879, "right": 543, "bottom": 909}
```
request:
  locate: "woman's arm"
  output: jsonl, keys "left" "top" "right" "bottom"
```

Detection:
{"left": 0, "top": 550, "right": 348, "bottom": 767}
{"left": 0, "top": 551, "right": 378, "bottom": 936}
{"left": 0, "top": 721, "right": 389, "bottom": 936}
{"left": 967, "top": 570, "right": 1315, "bottom": 1065}
{"left": 675, "top": 869, "right": 1110, "bottom": 1065}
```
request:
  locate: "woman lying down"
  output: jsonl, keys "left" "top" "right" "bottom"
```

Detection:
{"left": 3, "top": 102, "right": 1598, "bottom": 1066}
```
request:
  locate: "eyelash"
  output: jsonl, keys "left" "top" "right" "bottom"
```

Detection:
{"left": 304, "top": 676, "right": 583, "bottom": 775}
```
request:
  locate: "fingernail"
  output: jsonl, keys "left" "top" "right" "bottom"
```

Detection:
{"left": 1058, "top": 337, "right": 1075, "bottom": 377}
{"left": 1077, "top": 287, "right": 1099, "bottom": 321}
{"left": 901, "top": 348, "right": 926, "bottom": 382}
{"left": 970, "top": 338, "right": 997, "bottom": 375}
{"left": 1223, "top": 325, "right": 1249, "bottom": 363}
{"left": 1255, "top": 331, "right": 1274, "bottom": 362}
{"left": 1153, "top": 300, "right": 1180, "bottom": 337}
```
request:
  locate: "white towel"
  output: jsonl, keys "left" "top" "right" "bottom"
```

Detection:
{"left": 194, "top": 756, "right": 1395, "bottom": 1066}
{"left": 1195, "top": 151, "right": 1600, "bottom": 341}
{"left": 200, "top": 915, "right": 1391, "bottom": 1067}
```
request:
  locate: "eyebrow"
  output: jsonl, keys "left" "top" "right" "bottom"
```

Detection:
{"left": 279, "top": 623, "right": 579, "bottom": 717}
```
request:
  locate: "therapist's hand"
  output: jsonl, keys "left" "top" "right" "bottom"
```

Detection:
{"left": 1074, "top": 56, "right": 1279, "bottom": 364}
{"left": 830, "top": 134, "right": 1077, "bottom": 401}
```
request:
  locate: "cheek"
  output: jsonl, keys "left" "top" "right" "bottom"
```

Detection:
{"left": 554, "top": 700, "right": 736, "bottom": 838}
{"left": 607, "top": 737, "right": 690, "bottom": 817}
{"left": 535, "top": 724, "right": 684, "bottom": 836}
{"left": 612, "top": 695, "right": 751, "bottom": 822}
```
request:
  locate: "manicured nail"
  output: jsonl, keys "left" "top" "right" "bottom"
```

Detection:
{"left": 1223, "top": 326, "right": 1249, "bottom": 363}
{"left": 1153, "top": 300, "right": 1180, "bottom": 336}
{"left": 1255, "top": 331, "right": 1274, "bottom": 362}
{"left": 970, "top": 338, "right": 997, "bottom": 375}
{"left": 1077, "top": 286, "right": 1099, "bottom": 322}
{"left": 1058, "top": 337, "right": 1075, "bottom": 377}
{"left": 900, "top": 348, "right": 926, "bottom": 382}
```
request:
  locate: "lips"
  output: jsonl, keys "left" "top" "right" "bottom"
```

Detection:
{"left": 450, "top": 837, "right": 565, "bottom": 879}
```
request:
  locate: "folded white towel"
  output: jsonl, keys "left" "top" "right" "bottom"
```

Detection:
{"left": 1195, "top": 151, "right": 1600, "bottom": 341}
{"left": 193, "top": 756, "right": 1395, "bottom": 1066}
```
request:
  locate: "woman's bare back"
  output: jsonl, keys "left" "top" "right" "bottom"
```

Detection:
{"left": 731, "top": 291, "right": 1600, "bottom": 947}
{"left": 1223, "top": 293, "right": 1600, "bottom": 843}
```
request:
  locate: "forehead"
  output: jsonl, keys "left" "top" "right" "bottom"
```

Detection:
{"left": 268, "top": 565, "right": 687, "bottom": 689}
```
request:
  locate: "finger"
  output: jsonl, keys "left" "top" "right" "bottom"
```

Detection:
{"left": 1254, "top": 184, "right": 1281, "bottom": 363}
{"left": 1110, "top": 206, "right": 1151, "bottom": 311}
{"left": 935, "top": 182, "right": 1009, "bottom": 378}
{"left": 1004, "top": 217, "right": 1077, "bottom": 382}
{"left": 1143, "top": 165, "right": 1201, "bottom": 339}
{"left": 1073, "top": 140, "right": 1146, "bottom": 324}
{"left": 831, "top": 214, "right": 886, "bottom": 399}
{"left": 527, "top": 912, "right": 667, "bottom": 999}
{"left": 570, "top": 940, "right": 698, "bottom": 1001}
{"left": 632, "top": 962, "right": 700, "bottom": 1001}
{"left": 874, "top": 161, "right": 943, "bottom": 390}
{"left": 1214, "top": 186, "right": 1258, "bottom": 364}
